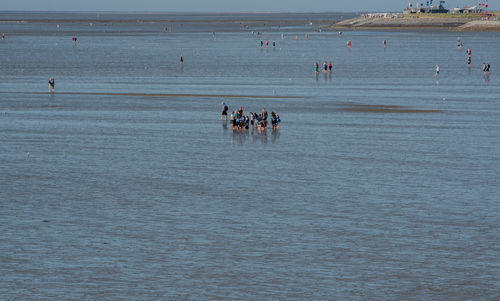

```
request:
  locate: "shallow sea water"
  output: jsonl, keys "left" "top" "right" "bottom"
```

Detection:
{"left": 1, "top": 13, "right": 500, "bottom": 300}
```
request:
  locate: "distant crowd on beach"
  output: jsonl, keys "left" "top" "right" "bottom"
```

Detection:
{"left": 221, "top": 102, "right": 280, "bottom": 131}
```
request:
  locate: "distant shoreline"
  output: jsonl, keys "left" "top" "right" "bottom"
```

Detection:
{"left": 330, "top": 13, "right": 500, "bottom": 32}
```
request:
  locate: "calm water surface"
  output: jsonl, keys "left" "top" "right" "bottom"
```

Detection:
{"left": 1, "top": 12, "right": 500, "bottom": 300}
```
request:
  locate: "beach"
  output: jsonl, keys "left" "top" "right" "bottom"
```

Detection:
{"left": 332, "top": 13, "right": 500, "bottom": 31}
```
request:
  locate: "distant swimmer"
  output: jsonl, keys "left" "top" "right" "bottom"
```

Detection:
{"left": 180, "top": 55, "right": 183, "bottom": 64}
{"left": 457, "top": 37, "right": 462, "bottom": 48}
{"left": 347, "top": 40, "right": 351, "bottom": 46}
{"left": 48, "top": 77, "right": 55, "bottom": 93}
{"left": 467, "top": 55, "right": 471, "bottom": 66}
{"left": 466, "top": 48, "right": 471, "bottom": 56}
{"left": 328, "top": 61, "right": 332, "bottom": 71}
{"left": 435, "top": 64, "right": 440, "bottom": 77}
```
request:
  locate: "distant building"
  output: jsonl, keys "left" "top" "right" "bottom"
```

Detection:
{"left": 403, "top": 1, "right": 489, "bottom": 14}
{"left": 450, "top": 6, "right": 483, "bottom": 14}
{"left": 403, "top": 1, "right": 449, "bottom": 14}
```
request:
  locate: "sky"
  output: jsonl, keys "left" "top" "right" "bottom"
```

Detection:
{"left": 1, "top": 0, "right": 497, "bottom": 12}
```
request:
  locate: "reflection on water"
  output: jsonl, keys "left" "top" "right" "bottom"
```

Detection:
{"left": 228, "top": 125, "right": 280, "bottom": 146}
{"left": 221, "top": 120, "right": 229, "bottom": 135}
{"left": 483, "top": 72, "right": 490, "bottom": 84}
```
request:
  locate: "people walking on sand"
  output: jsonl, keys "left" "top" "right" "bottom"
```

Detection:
{"left": 435, "top": 64, "right": 440, "bottom": 77}
{"left": 48, "top": 77, "right": 55, "bottom": 93}
{"left": 221, "top": 101, "right": 228, "bottom": 120}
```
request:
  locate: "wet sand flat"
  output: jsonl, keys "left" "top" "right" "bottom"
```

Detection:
{"left": 337, "top": 103, "right": 441, "bottom": 113}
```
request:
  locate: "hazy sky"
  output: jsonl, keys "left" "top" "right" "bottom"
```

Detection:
{"left": 1, "top": 0, "right": 496, "bottom": 12}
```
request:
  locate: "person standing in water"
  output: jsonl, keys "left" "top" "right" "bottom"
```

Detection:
{"left": 466, "top": 49, "right": 472, "bottom": 67}
{"left": 383, "top": 40, "right": 386, "bottom": 47}
{"left": 314, "top": 62, "right": 319, "bottom": 73}
{"left": 48, "top": 77, "right": 55, "bottom": 93}
{"left": 328, "top": 61, "right": 332, "bottom": 71}
{"left": 180, "top": 55, "right": 183, "bottom": 64}
{"left": 483, "top": 62, "right": 491, "bottom": 74}
{"left": 1, "top": 33, "right": 4, "bottom": 40}
{"left": 435, "top": 64, "right": 440, "bottom": 77}
{"left": 221, "top": 101, "right": 228, "bottom": 121}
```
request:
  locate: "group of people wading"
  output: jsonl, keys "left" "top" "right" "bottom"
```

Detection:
{"left": 314, "top": 61, "right": 333, "bottom": 73}
{"left": 221, "top": 102, "right": 280, "bottom": 130}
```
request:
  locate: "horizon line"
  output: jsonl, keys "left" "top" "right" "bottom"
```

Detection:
{"left": 0, "top": 10, "right": 372, "bottom": 14}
